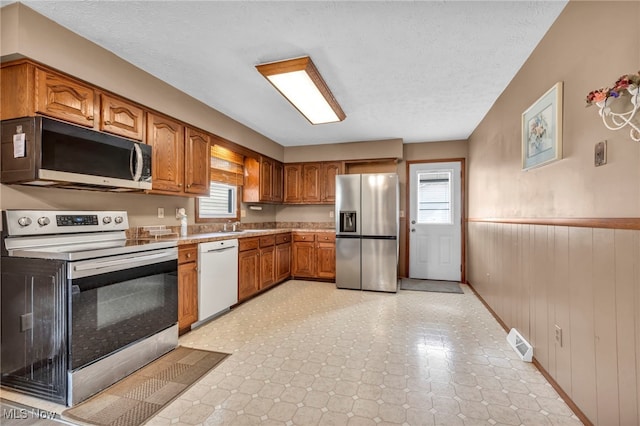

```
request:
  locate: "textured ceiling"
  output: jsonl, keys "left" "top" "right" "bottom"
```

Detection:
{"left": 11, "top": 1, "right": 567, "bottom": 147}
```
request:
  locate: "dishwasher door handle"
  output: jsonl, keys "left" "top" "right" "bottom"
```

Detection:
{"left": 204, "top": 246, "right": 237, "bottom": 254}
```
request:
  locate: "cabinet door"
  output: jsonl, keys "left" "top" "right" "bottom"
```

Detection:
{"left": 260, "top": 245, "right": 276, "bottom": 289}
{"left": 35, "top": 68, "right": 96, "bottom": 128}
{"left": 292, "top": 240, "right": 316, "bottom": 277}
{"left": 185, "top": 128, "right": 210, "bottom": 195}
{"left": 147, "top": 113, "right": 185, "bottom": 193}
{"left": 100, "top": 93, "right": 144, "bottom": 140}
{"left": 260, "top": 157, "right": 274, "bottom": 201}
{"left": 178, "top": 261, "right": 198, "bottom": 334}
{"left": 284, "top": 164, "right": 302, "bottom": 203}
{"left": 321, "top": 161, "right": 342, "bottom": 203}
{"left": 272, "top": 161, "right": 284, "bottom": 202}
{"left": 276, "top": 242, "right": 292, "bottom": 283}
{"left": 302, "top": 163, "right": 322, "bottom": 203}
{"left": 316, "top": 242, "right": 336, "bottom": 280}
{"left": 238, "top": 249, "right": 260, "bottom": 301}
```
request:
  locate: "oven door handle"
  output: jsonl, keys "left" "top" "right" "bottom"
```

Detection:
{"left": 72, "top": 251, "right": 176, "bottom": 274}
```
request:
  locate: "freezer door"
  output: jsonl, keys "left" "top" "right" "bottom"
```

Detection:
{"left": 361, "top": 238, "right": 398, "bottom": 292}
{"left": 361, "top": 174, "right": 398, "bottom": 237}
{"left": 335, "top": 175, "right": 361, "bottom": 236}
{"left": 335, "top": 237, "right": 361, "bottom": 290}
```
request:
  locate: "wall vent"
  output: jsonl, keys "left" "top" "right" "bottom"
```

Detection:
{"left": 507, "top": 328, "right": 533, "bottom": 362}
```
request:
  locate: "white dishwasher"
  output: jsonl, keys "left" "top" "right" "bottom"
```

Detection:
{"left": 197, "top": 239, "right": 238, "bottom": 324}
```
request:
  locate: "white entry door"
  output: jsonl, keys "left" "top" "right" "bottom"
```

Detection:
{"left": 409, "top": 161, "right": 462, "bottom": 281}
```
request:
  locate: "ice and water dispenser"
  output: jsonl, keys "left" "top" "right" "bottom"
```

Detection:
{"left": 339, "top": 211, "right": 357, "bottom": 233}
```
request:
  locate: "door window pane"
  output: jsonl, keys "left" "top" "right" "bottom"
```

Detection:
{"left": 417, "top": 171, "right": 452, "bottom": 224}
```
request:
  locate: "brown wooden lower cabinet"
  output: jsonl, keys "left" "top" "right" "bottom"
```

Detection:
{"left": 292, "top": 231, "right": 336, "bottom": 280}
{"left": 275, "top": 236, "right": 292, "bottom": 283}
{"left": 238, "top": 233, "right": 292, "bottom": 302}
{"left": 178, "top": 244, "right": 198, "bottom": 334}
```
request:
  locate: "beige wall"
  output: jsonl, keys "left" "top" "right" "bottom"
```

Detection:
{"left": 284, "top": 138, "right": 403, "bottom": 163}
{"left": 466, "top": 2, "right": 640, "bottom": 424}
{"left": 468, "top": 1, "right": 640, "bottom": 219}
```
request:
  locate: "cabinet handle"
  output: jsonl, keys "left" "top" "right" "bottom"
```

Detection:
{"left": 187, "top": 184, "right": 191, "bottom": 188}
{"left": 178, "top": 183, "right": 183, "bottom": 187}
{"left": 324, "top": 236, "right": 328, "bottom": 240}
{"left": 302, "top": 236, "right": 306, "bottom": 240}
{"left": 186, "top": 253, "right": 191, "bottom": 258}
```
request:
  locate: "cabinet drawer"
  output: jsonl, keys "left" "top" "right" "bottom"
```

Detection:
{"left": 259, "top": 235, "right": 275, "bottom": 247}
{"left": 316, "top": 232, "right": 336, "bottom": 243}
{"left": 293, "top": 233, "right": 315, "bottom": 242}
{"left": 275, "top": 233, "right": 291, "bottom": 245}
{"left": 178, "top": 245, "right": 197, "bottom": 264}
{"left": 239, "top": 237, "right": 260, "bottom": 251}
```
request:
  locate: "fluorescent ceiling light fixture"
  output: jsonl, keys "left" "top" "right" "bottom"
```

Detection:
{"left": 256, "top": 56, "right": 346, "bottom": 125}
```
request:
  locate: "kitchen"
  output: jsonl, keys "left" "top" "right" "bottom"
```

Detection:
{"left": 1, "top": 2, "right": 639, "bottom": 426}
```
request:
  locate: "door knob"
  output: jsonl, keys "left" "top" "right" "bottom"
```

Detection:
{"left": 411, "top": 220, "right": 416, "bottom": 224}
{"left": 411, "top": 228, "right": 416, "bottom": 232}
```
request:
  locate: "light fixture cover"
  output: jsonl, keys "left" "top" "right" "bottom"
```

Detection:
{"left": 256, "top": 56, "right": 346, "bottom": 125}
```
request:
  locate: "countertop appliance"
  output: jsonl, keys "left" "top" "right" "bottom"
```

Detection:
{"left": 1, "top": 117, "right": 152, "bottom": 192}
{"left": 196, "top": 239, "right": 239, "bottom": 327}
{"left": 335, "top": 173, "right": 399, "bottom": 292}
{"left": 0, "top": 210, "right": 178, "bottom": 406}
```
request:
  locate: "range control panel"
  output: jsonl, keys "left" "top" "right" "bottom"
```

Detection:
{"left": 3, "top": 210, "right": 128, "bottom": 236}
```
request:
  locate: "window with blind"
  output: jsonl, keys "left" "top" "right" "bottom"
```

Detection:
{"left": 196, "top": 144, "right": 244, "bottom": 222}
{"left": 417, "top": 170, "right": 453, "bottom": 224}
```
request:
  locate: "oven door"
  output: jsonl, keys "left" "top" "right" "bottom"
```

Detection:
{"left": 68, "top": 248, "right": 177, "bottom": 371}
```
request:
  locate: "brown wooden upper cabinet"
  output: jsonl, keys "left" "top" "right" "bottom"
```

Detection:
{"left": 147, "top": 113, "right": 185, "bottom": 193}
{"left": 146, "top": 113, "right": 211, "bottom": 196}
{"left": 184, "top": 128, "right": 210, "bottom": 196}
{"left": 243, "top": 156, "right": 284, "bottom": 203}
{"left": 35, "top": 68, "right": 97, "bottom": 128}
{"left": 284, "top": 161, "right": 343, "bottom": 204}
{"left": 0, "top": 62, "right": 98, "bottom": 127}
{"left": 100, "top": 93, "right": 145, "bottom": 140}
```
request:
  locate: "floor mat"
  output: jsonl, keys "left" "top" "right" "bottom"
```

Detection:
{"left": 62, "top": 346, "right": 228, "bottom": 426}
{"left": 400, "top": 278, "right": 464, "bottom": 293}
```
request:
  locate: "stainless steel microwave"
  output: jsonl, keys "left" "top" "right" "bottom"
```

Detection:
{"left": 1, "top": 116, "right": 152, "bottom": 192}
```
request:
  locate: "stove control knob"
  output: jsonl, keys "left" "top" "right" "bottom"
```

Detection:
{"left": 37, "top": 217, "right": 51, "bottom": 226}
{"left": 18, "top": 217, "right": 32, "bottom": 227}
{"left": 114, "top": 216, "right": 124, "bottom": 224}
{"left": 102, "top": 216, "right": 112, "bottom": 224}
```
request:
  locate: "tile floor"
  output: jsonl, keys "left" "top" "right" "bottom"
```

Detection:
{"left": 2, "top": 280, "right": 583, "bottom": 426}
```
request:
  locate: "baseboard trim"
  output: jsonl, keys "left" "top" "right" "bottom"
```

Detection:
{"left": 465, "top": 281, "right": 593, "bottom": 426}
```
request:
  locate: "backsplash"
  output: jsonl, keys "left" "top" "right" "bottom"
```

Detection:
{"left": 127, "top": 221, "right": 334, "bottom": 239}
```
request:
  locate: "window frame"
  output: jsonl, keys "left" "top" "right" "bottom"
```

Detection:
{"left": 195, "top": 182, "right": 241, "bottom": 223}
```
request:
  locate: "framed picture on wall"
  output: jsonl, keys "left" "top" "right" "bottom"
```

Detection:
{"left": 522, "top": 81, "right": 563, "bottom": 170}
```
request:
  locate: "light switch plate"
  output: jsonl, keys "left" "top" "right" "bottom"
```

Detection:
{"left": 595, "top": 140, "right": 607, "bottom": 167}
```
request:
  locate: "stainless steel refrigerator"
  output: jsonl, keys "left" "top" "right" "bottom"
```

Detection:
{"left": 335, "top": 173, "right": 399, "bottom": 292}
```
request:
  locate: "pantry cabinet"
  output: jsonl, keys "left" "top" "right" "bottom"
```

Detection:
{"left": 284, "top": 161, "right": 343, "bottom": 204}
{"left": 292, "top": 231, "right": 336, "bottom": 280}
{"left": 178, "top": 244, "right": 198, "bottom": 334}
